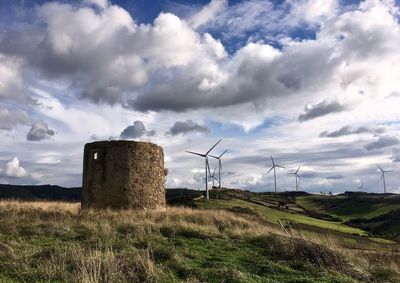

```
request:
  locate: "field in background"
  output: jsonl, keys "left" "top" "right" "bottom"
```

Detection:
{"left": 0, "top": 197, "right": 399, "bottom": 282}
{"left": 195, "top": 189, "right": 400, "bottom": 242}
{"left": 296, "top": 194, "right": 400, "bottom": 221}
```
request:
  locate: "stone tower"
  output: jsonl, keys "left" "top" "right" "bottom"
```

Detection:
{"left": 81, "top": 140, "right": 166, "bottom": 209}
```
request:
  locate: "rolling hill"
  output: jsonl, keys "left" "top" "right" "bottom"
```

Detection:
{"left": 1, "top": 184, "right": 399, "bottom": 241}
{"left": 0, "top": 185, "right": 399, "bottom": 282}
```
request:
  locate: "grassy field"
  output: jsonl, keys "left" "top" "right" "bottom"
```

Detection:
{"left": 197, "top": 199, "right": 367, "bottom": 235}
{"left": 0, "top": 199, "right": 399, "bottom": 282}
{"left": 296, "top": 194, "right": 400, "bottom": 222}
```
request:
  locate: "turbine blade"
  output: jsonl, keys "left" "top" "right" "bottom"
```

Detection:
{"left": 377, "top": 165, "right": 383, "bottom": 172}
{"left": 219, "top": 149, "right": 228, "bottom": 158}
{"left": 186, "top": 151, "right": 205, "bottom": 157}
{"left": 271, "top": 156, "right": 275, "bottom": 165}
{"left": 208, "top": 155, "right": 219, "bottom": 159}
{"left": 296, "top": 166, "right": 300, "bottom": 173}
{"left": 206, "top": 139, "right": 222, "bottom": 155}
{"left": 276, "top": 165, "right": 285, "bottom": 169}
{"left": 384, "top": 170, "right": 393, "bottom": 173}
{"left": 266, "top": 166, "right": 274, "bottom": 174}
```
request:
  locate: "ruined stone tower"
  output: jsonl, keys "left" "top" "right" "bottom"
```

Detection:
{"left": 81, "top": 140, "right": 166, "bottom": 209}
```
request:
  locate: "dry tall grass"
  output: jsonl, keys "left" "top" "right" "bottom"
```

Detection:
{"left": 0, "top": 199, "right": 80, "bottom": 213}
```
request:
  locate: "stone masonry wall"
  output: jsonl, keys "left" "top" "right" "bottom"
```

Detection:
{"left": 81, "top": 140, "right": 166, "bottom": 209}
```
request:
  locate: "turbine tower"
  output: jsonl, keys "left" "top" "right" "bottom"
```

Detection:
{"left": 267, "top": 156, "right": 285, "bottom": 193}
{"left": 377, "top": 165, "right": 392, "bottom": 194}
{"left": 209, "top": 149, "right": 228, "bottom": 189}
{"left": 289, "top": 166, "right": 301, "bottom": 191}
{"left": 186, "top": 139, "right": 222, "bottom": 200}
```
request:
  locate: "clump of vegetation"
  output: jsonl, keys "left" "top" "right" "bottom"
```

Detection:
{"left": 0, "top": 200, "right": 399, "bottom": 282}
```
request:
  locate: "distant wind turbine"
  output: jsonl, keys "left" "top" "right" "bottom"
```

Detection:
{"left": 209, "top": 149, "right": 228, "bottom": 189}
{"left": 267, "top": 156, "right": 285, "bottom": 193}
{"left": 289, "top": 166, "right": 301, "bottom": 191}
{"left": 377, "top": 165, "right": 392, "bottom": 194}
{"left": 186, "top": 139, "right": 222, "bottom": 200}
{"left": 356, "top": 182, "right": 365, "bottom": 192}
{"left": 209, "top": 165, "right": 218, "bottom": 188}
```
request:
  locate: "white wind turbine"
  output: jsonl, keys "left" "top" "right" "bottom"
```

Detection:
{"left": 289, "top": 166, "right": 301, "bottom": 191}
{"left": 186, "top": 139, "right": 222, "bottom": 200}
{"left": 209, "top": 165, "right": 218, "bottom": 188}
{"left": 356, "top": 182, "right": 365, "bottom": 192}
{"left": 267, "top": 156, "right": 285, "bottom": 193}
{"left": 377, "top": 165, "right": 392, "bottom": 194}
{"left": 209, "top": 149, "right": 228, "bottom": 189}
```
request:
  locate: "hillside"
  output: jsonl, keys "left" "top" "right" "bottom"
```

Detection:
{"left": 296, "top": 193, "right": 400, "bottom": 222}
{"left": 0, "top": 199, "right": 399, "bottom": 282}
{"left": 294, "top": 192, "right": 400, "bottom": 241}
{"left": 0, "top": 184, "right": 81, "bottom": 201}
{"left": 1, "top": 185, "right": 399, "bottom": 240}
{"left": 193, "top": 188, "right": 399, "bottom": 241}
{"left": 0, "top": 186, "right": 400, "bottom": 281}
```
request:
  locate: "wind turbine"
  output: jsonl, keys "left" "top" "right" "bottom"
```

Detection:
{"left": 186, "top": 139, "right": 222, "bottom": 200}
{"left": 289, "top": 166, "right": 301, "bottom": 191}
{"left": 356, "top": 182, "right": 365, "bottom": 192}
{"left": 267, "top": 156, "right": 285, "bottom": 193}
{"left": 209, "top": 149, "right": 228, "bottom": 189}
{"left": 209, "top": 165, "right": 218, "bottom": 188}
{"left": 377, "top": 165, "right": 392, "bottom": 194}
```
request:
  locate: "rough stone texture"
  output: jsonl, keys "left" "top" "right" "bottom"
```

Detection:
{"left": 81, "top": 140, "right": 166, "bottom": 210}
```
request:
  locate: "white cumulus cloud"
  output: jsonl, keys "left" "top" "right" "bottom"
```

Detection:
{"left": 5, "top": 157, "right": 27, "bottom": 178}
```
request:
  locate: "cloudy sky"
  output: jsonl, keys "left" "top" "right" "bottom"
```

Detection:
{"left": 1, "top": 0, "right": 400, "bottom": 193}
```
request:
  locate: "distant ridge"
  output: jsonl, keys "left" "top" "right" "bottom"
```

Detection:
{"left": 0, "top": 184, "right": 202, "bottom": 203}
{"left": 0, "top": 184, "right": 82, "bottom": 201}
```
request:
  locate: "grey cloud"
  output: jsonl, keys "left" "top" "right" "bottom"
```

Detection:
{"left": 365, "top": 135, "right": 400, "bottom": 151}
{"left": 0, "top": 108, "right": 29, "bottom": 130}
{"left": 326, "top": 175, "right": 344, "bottom": 180}
{"left": 231, "top": 144, "right": 368, "bottom": 169}
{"left": 27, "top": 121, "right": 55, "bottom": 141}
{"left": 120, "top": 120, "right": 155, "bottom": 139}
{"left": 131, "top": 47, "right": 285, "bottom": 112}
{"left": 320, "top": 126, "right": 385, "bottom": 138}
{"left": 167, "top": 120, "right": 209, "bottom": 136}
{"left": 298, "top": 100, "right": 347, "bottom": 122}
{"left": 392, "top": 155, "right": 400, "bottom": 162}
{"left": 300, "top": 171, "right": 317, "bottom": 178}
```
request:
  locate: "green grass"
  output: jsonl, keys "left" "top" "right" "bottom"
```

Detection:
{"left": 197, "top": 199, "right": 368, "bottom": 235}
{"left": 296, "top": 195, "right": 400, "bottom": 222}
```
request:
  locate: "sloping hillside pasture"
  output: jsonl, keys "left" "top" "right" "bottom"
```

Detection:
{"left": 0, "top": 200, "right": 399, "bottom": 282}
{"left": 296, "top": 194, "right": 400, "bottom": 221}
